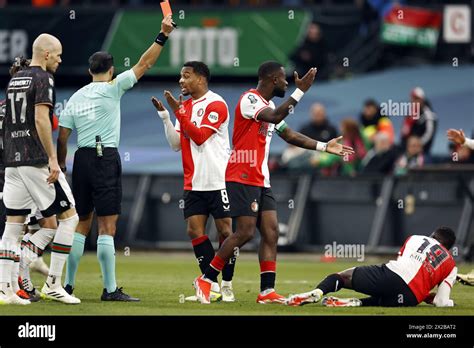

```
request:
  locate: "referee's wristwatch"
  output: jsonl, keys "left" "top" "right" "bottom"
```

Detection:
{"left": 60, "top": 166, "right": 67, "bottom": 173}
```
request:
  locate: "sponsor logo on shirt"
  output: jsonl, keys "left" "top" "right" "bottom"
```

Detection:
{"left": 8, "top": 77, "right": 32, "bottom": 89}
{"left": 207, "top": 112, "right": 219, "bottom": 124}
{"left": 258, "top": 122, "right": 273, "bottom": 137}
{"left": 197, "top": 108, "right": 204, "bottom": 117}
{"left": 11, "top": 130, "right": 31, "bottom": 138}
{"left": 247, "top": 95, "right": 258, "bottom": 104}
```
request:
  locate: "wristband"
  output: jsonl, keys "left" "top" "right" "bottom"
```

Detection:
{"left": 155, "top": 32, "right": 168, "bottom": 46}
{"left": 316, "top": 141, "right": 327, "bottom": 152}
{"left": 290, "top": 88, "right": 304, "bottom": 102}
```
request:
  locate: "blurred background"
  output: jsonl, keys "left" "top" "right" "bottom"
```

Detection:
{"left": 0, "top": 0, "right": 473, "bottom": 260}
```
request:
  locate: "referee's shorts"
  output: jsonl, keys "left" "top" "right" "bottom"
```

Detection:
{"left": 72, "top": 147, "right": 122, "bottom": 217}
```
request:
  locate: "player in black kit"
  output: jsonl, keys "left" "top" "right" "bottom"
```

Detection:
{"left": 0, "top": 34, "right": 80, "bottom": 305}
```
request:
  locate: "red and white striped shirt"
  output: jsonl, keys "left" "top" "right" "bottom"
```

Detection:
{"left": 175, "top": 90, "right": 230, "bottom": 191}
{"left": 226, "top": 89, "right": 285, "bottom": 188}
{"left": 386, "top": 235, "right": 456, "bottom": 303}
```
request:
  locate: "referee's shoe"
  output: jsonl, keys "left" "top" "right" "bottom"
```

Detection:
{"left": 101, "top": 287, "right": 140, "bottom": 302}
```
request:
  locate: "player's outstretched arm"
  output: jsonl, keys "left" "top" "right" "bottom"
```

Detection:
{"left": 35, "top": 104, "right": 60, "bottom": 183}
{"left": 57, "top": 126, "right": 72, "bottom": 172}
{"left": 447, "top": 128, "right": 474, "bottom": 150}
{"left": 257, "top": 68, "right": 317, "bottom": 124}
{"left": 132, "top": 15, "right": 174, "bottom": 81}
{"left": 151, "top": 96, "right": 181, "bottom": 151}
{"left": 278, "top": 125, "right": 354, "bottom": 156}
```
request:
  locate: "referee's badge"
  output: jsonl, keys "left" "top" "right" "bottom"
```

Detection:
{"left": 251, "top": 200, "right": 259, "bottom": 213}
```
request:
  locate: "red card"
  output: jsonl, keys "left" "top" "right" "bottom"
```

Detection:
{"left": 160, "top": 1, "right": 173, "bottom": 17}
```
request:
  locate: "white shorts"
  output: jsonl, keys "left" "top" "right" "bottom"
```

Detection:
{"left": 26, "top": 208, "right": 44, "bottom": 229}
{"left": 3, "top": 165, "right": 75, "bottom": 218}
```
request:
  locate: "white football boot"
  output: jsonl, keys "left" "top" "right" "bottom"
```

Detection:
{"left": 41, "top": 276, "right": 80, "bottom": 304}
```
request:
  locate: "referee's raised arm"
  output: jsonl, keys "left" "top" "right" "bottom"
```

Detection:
{"left": 132, "top": 14, "right": 175, "bottom": 80}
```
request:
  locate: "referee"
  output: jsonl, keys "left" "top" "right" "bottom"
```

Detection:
{"left": 57, "top": 15, "right": 174, "bottom": 301}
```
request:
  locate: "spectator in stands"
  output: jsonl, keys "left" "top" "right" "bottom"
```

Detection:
{"left": 280, "top": 103, "right": 338, "bottom": 172}
{"left": 32, "top": 0, "right": 56, "bottom": 6}
{"left": 280, "top": 144, "right": 313, "bottom": 171}
{"left": 299, "top": 103, "right": 338, "bottom": 143}
{"left": 366, "top": 0, "right": 405, "bottom": 18}
{"left": 290, "top": 23, "right": 329, "bottom": 80}
{"left": 361, "top": 131, "right": 398, "bottom": 175}
{"left": 394, "top": 135, "right": 430, "bottom": 175}
{"left": 356, "top": 0, "right": 381, "bottom": 36}
{"left": 400, "top": 87, "right": 437, "bottom": 154}
{"left": 315, "top": 118, "right": 370, "bottom": 176}
{"left": 360, "top": 98, "right": 394, "bottom": 145}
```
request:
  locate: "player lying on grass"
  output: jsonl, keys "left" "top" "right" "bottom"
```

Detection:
{"left": 151, "top": 61, "right": 237, "bottom": 302}
{"left": 194, "top": 61, "right": 354, "bottom": 304}
{"left": 287, "top": 227, "right": 457, "bottom": 307}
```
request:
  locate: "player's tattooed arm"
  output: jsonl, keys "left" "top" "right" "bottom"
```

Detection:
{"left": 257, "top": 68, "right": 317, "bottom": 124}
{"left": 57, "top": 126, "right": 72, "bottom": 172}
{"left": 36, "top": 104, "right": 60, "bottom": 183}
{"left": 279, "top": 126, "right": 354, "bottom": 156}
{"left": 132, "top": 15, "right": 175, "bottom": 80}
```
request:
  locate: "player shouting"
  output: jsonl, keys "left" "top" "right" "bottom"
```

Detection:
{"left": 0, "top": 34, "right": 79, "bottom": 305}
{"left": 151, "top": 61, "right": 237, "bottom": 302}
{"left": 194, "top": 61, "right": 354, "bottom": 304}
{"left": 287, "top": 227, "right": 457, "bottom": 307}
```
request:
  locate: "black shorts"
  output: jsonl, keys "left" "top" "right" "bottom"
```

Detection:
{"left": 352, "top": 264, "right": 418, "bottom": 307}
{"left": 226, "top": 181, "right": 277, "bottom": 218}
{"left": 72, "top": 147, "right": 122, "bottom": 217}
{"left": 183, "top": 189, "right": 231, "bottom": 219}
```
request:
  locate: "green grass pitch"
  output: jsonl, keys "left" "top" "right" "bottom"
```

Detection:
{"left": 3, "top": 252, "right": 473, "bottom": 315}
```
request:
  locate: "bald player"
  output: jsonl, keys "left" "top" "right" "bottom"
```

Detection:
{"left": 0, "top": 33, "right": 80, "bottom": 305}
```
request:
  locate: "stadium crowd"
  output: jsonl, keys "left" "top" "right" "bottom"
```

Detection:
{"left": 276, "top": 86, "right": 474, "bottom": 176}
{"left": 0, "top": 0, "right": 454, "bottom": 8}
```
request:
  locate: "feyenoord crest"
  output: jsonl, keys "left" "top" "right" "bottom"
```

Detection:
{"left": 251, "top": 200, "right": 259, "bottom": 213}
{"left": 197, "top": 108, "right": 204, "bottom": 117}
